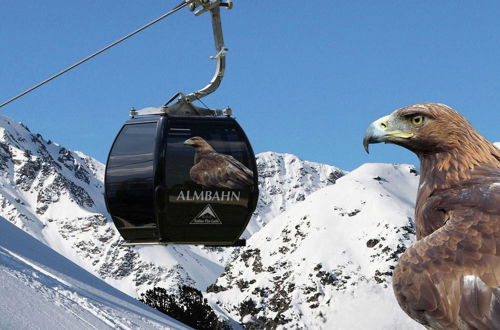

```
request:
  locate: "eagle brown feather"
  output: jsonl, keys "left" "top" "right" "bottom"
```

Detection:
{"left": 364, "top": 103, "right": 500, "bottom": 329}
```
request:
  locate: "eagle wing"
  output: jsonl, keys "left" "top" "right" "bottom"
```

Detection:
{"left": 393, "top": 167, "right": 500, "bottom": 329}
{"left": 190, "top": 152, "right": 254, "bottom": 189}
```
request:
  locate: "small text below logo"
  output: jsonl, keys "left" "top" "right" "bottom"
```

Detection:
{"left": 190, "top": 204, "right": 222, "bottom": 225}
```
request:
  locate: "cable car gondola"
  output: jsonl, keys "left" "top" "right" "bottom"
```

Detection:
{"left": 104, "top": 0, "right": 259, "bottom": 246}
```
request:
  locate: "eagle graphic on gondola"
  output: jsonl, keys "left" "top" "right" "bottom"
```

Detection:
{"left": 184, "top": 136, "right": 254, "bottom": 189}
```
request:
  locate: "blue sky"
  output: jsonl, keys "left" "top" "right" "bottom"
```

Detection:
{"left": 1, "top": 1, "right": 499, "bottom": 170}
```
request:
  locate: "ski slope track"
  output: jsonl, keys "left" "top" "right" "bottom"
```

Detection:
{"left": 0, "top": 216, "right": 188, "bottom": 329}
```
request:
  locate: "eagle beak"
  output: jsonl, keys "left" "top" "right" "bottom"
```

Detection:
{"left": 363, "top": 115, "right": 414, "bottom": 153}
{"left": 184, "top": 138, "right": 195, "bottom": 146}
{"left": 363, "top": 115, "right": 390, "bottom": 153}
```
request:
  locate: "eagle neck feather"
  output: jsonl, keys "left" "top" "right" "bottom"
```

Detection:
{"left": 418, "top": 137, "right": 499, "bottom": 192}
{"left": 193, "top": 144, "right": 215, "bottom": 164}
{"left": 415, "top": 137, "right": 499, "bottom": 239}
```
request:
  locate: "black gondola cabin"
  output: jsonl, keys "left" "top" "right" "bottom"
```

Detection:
{"left": 104, "top": 103, "right": 259, "bottom": 246}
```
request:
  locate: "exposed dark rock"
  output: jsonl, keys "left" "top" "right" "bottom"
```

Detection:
{"left": 366, "top": 238, "right": 380, "bottom": 248}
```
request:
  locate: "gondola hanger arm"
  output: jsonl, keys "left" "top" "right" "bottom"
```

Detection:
{"left": 188, "top": 0, "right": 233, "bottom": 16}
{"left": 183, "top": 0, "right": 232, "bottom": 103}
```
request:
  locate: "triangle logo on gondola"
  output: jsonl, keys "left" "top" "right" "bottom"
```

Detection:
{"left": 190, "top": 204, "right": 222, "bottom": 225}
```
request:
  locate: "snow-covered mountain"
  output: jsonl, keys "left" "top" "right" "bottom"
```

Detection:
{"left": 0, "top": 115, "right": 344, "bottom": 298}
{"left": 206, "top": 163, "right": 424, "bottom": 329}
{"left": 0, "top": 215, "right": 188, "bottom": 329}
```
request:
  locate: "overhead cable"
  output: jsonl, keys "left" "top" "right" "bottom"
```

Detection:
{"left": 0, "top": 0, "right": 190, "bottom": 109}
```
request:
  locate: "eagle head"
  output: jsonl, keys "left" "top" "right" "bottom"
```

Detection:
{"left": 363, "top": 103, "right": 477, "bottom": 155}
{"left": 184, "top": 136, "right": 215, "bottom": 153}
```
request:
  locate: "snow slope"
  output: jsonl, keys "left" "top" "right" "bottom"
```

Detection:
{"left": 207, "top": 163, "right": 424, "bottom": 329}
{"left": 248, "top": 152, "right": 345, "bottom": 236}
{"left": 0, "top": 216, "right": 189, "bottom": 330}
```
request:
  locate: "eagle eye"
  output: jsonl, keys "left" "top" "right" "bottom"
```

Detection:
{"left": 411, "top": 115, "right": 424, "bottom": 126}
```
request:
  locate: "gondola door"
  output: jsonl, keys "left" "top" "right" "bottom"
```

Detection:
{"left": 159, "top": 116, "right": 258, "bottom": 245}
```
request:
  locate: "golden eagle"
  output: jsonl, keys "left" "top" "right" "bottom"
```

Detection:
{"left": 364, "top": 103, "right": 500, "bottom": 329}
{"left": 184, "top": 136, "right": 254, "bottom": 189}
